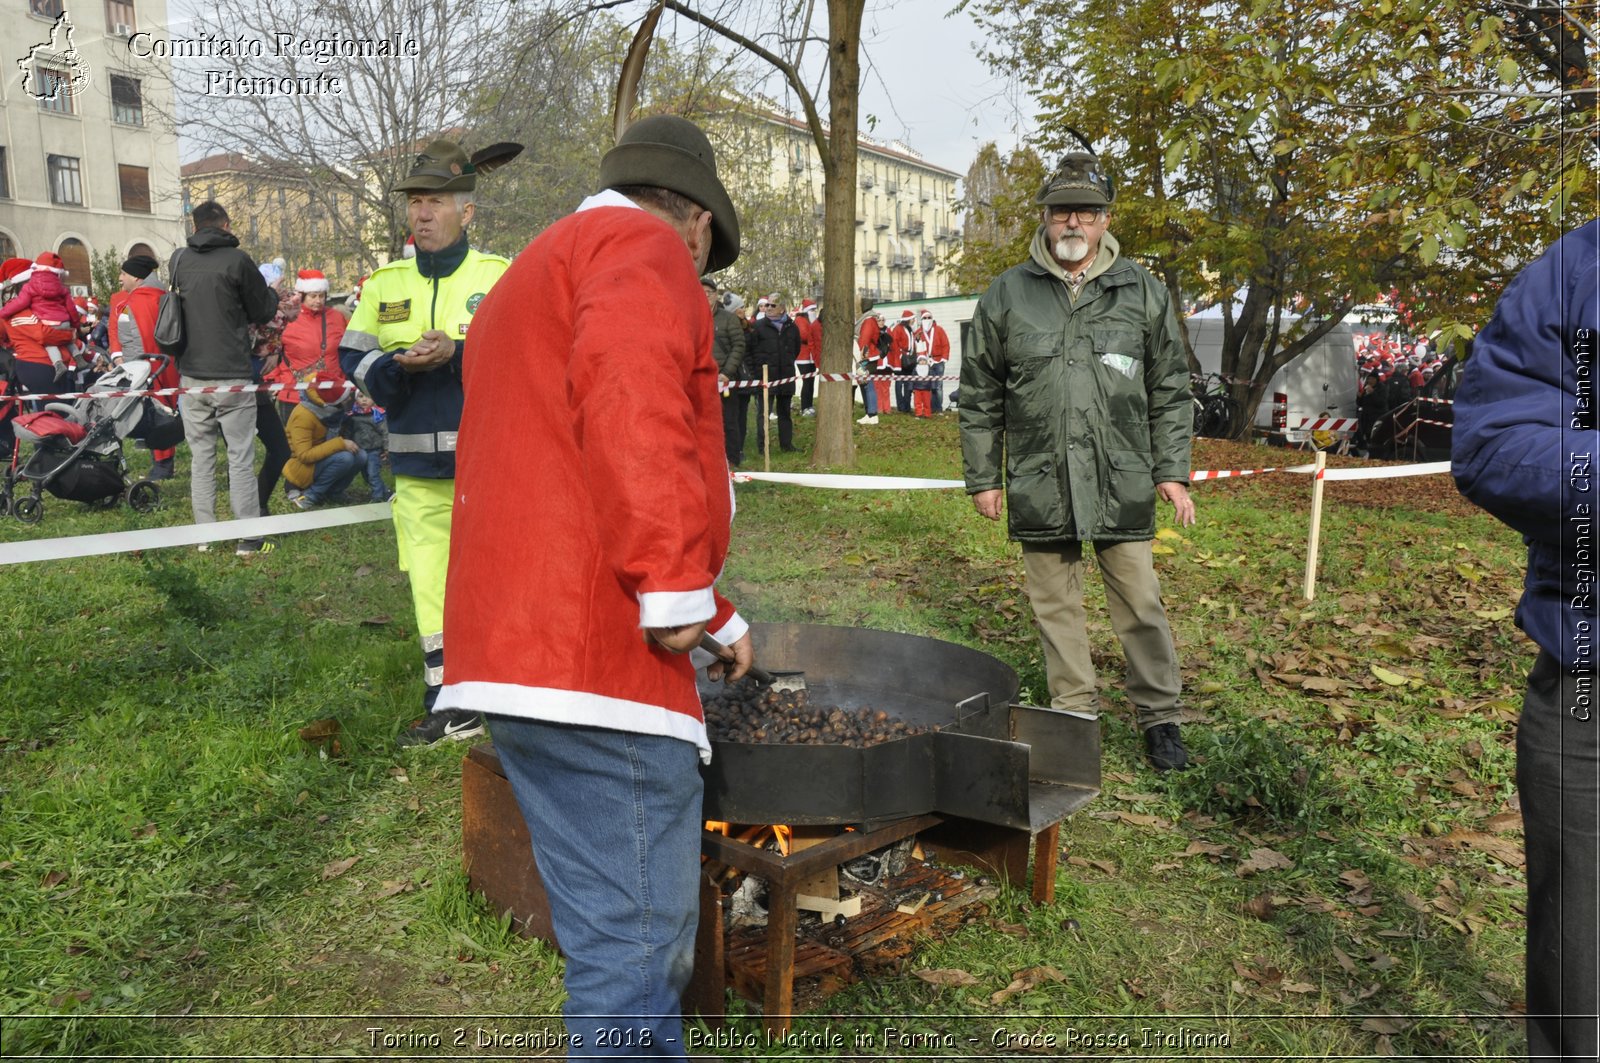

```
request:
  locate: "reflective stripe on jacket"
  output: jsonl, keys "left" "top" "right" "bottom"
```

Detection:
{"left": 338, "top": 249, "right": 508, "bottom": 478}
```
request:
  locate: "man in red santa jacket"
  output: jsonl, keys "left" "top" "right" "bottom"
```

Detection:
{"left": 438, "top": 115, "right": 754, "bottom": 1056}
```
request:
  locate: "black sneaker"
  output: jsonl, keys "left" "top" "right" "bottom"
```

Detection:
{"left": 1144, "top": 723, "right": 1189, "bottom": 772}
{"left": 235, "top": 538, "right": 276, "bottom": 556}
{"left": 397, "top": 708, "right": 485, "bottom": 748}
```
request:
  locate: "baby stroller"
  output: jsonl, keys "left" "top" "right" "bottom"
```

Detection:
{"left": 2, "top": 355, "right": 184, "bottom": 523}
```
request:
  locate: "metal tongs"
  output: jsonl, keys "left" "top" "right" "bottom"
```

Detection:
{"left": 699, "top": 634, "right": 808, "bottom": 692}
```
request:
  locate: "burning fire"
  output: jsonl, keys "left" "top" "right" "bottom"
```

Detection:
{"left": 705, "top": 821, "right": 793, "bottom": 856}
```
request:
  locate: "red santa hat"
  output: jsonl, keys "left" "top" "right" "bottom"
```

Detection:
{"left": 1, "top": 258, "right": 32, "bottom": 283}
{"left": 919, "top": 307, "right": 933, "bottom": 318}
{"left": 295, "top": 269, "right": 329, "bottom": 293}
{"left": 800, "top": 298, "right": 817, "bottom": 311}
{"left": 33, "top": 251, "right": 65, "bottom": 273}
{"left": 900, "top": 309, "right": 915, "bottom": 320}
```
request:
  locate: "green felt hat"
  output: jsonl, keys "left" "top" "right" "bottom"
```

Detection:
{"left": 392, "top": 139, "right": 523, "bottom": 194}
{"left": 599, "top": 116, "right": 740, "bottom": 272}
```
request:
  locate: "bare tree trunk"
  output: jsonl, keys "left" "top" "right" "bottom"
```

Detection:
{"left": 812, "top": 0, "right": 864, "bottom": 467}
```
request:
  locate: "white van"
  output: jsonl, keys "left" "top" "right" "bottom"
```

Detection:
{"left": 1185, "top": 305, "right": 1361, "bottom": 444}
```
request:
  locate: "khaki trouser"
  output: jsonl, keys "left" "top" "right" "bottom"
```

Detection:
{"left": 1021, "top": 539, "right": 1182, "bottom": 730}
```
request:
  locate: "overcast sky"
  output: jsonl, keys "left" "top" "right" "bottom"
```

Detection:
{"left": 165, "top": 0, "right": 1036, "bottom": 176}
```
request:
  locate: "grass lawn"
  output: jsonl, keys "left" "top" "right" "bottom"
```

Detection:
{"left": 0, "top": 413, "right": 1532, "bottom": 1059}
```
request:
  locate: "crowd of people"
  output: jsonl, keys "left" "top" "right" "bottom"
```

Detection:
{"left": 0, "top": 117, "right": 1591, "bottom": 1061}
{"left": 0, "top": 245, "right": 392, "bottom": 512}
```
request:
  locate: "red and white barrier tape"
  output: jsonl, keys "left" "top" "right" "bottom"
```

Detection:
{"left": 1293, "top": 417, "right": 1359, "bottom": 433}
{"left": 17, "top": 381, "right": 355, "bottom": 404}
{"left": 723, "top": 371, "right": 957, "bottom": 390}
{"left": 1189, "top": 466, "right": 1290, "bottom": 481}
{"left": 1415, "top": 396, "right": 1455, "bottom": 407}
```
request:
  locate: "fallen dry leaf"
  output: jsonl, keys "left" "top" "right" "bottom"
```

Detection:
{"left": 321, "top": 856, "right": 359, "bottom": 880}
{"left": 39, "top": 870, "right": 68, "bottom": 889}
{"left": 376, "top": 881, "right": 413, "bottom": 900}
{"left": 1236, "top": 847, "right": 1295, "bottom": 877}
{"left": 990, "top": 965, "right": 1066, "bottom": 1005}
{"left": 1241, "top": 892, "right": 1279, "bottom": 921}
{"left": 1482, "top": 812, "right": 1522, "bottom": 834}
{"left": 1360, "top": 1016, "right": 1408, "bottom": 1035}
{"left": 1370, "top": 664, "right": 1410, "bottom": 686}
{"left": 1183, "top": 840, "right": 1230, "bottom": 859}
{"left": 914, "top": 968, "right": 980, "bottom": 987}
{"left": 1282, "top": 981, "right": 1317, "bottom": 993}
{"left": 1331, "top": 945, "right": 1358, "bottom": 976}
{"left": 1444, "top": 829, "right": 1526, "bottom": 869}
{"left": 298, "top": 719, "right": 341, "bottom": 742}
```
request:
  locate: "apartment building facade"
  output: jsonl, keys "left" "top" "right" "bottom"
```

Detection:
{"left": 2, "top": 0, "right": 184, "bottom": 290}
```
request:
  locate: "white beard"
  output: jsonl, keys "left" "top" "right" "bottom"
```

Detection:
{"left": 1054, "top": 234, "right": 1090, "bottom": 264}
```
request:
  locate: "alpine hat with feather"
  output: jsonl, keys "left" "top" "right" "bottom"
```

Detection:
{"left": 599, "top": 115, "right": 740, "bottom": 272}
{"left": 392, "top": 138, "right": 524, "bottom": 194}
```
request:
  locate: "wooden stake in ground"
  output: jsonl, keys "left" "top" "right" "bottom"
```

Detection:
{"left": 1302, "top": 449, "right": 1327, "bottom": 601}
{"left": 762, "top": 366, "right": 772, "bottom": 472}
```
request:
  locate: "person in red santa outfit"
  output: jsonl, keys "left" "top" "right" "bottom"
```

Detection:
{"left": 273, "top": 269, "right": 348, "bottom": 425}
{"left": 918, "top": 307, "right": 951, "bottom": 414}
{"left": 112, "top": 253, "right": 181, "bottom": 480}
{"left": 854, "top": 307, "right": 881, "bottom": 423}
{"left": 437, "top": 115, "right": 755, "bottom": 1057}
{"left": 891, "top": 308, "right": 917, "bottom": 413}
{"left": 1, "top": 252, "right": 82, "bottom": 390}
{"left": 795, "top": 297, "right": 821, "bottom": 416}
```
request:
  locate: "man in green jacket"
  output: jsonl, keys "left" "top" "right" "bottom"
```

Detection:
{"left": 959, "top": 148, "right": 1196, "bottom": 771}
{"left": 706, "top": 275, "right": 746, "bottom": 465}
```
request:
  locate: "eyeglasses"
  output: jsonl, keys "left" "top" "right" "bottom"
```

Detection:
{"left": 1047, "top": 206, "right": 1106, "bottom": 223}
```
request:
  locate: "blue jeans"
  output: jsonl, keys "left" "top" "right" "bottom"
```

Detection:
{"left": 488, "top": 717, "right": 703, "bottom": 1059}
{"left": 895, "top": 376, "right": 913, "bottom": 413}
{"left": 305, "top": 448, "right": 362, "bottom": 504}
{"left": 361, "top": 448, "right": 388, "bottom": 500}
{"left": 858, "top": 375, "right": 878, "bottom": 415}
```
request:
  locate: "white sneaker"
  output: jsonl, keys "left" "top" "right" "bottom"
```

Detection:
{"left": 768, "top": 412, "right": 778, "bottom": 421}
{"left": 857, "top": 415, "right": 878, "bottom": 425}
{"left": 801, "top": 408, "right": 815, "bottom": 417}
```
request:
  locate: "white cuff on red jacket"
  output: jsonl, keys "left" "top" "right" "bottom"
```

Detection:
{"left": 638, "top": 588, "right": 715, "bottom": 628}
{"left": 687, "top": 611, "right": 751, "bottom": 671}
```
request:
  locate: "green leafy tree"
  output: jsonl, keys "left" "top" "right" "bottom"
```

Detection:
{"left": 946, "top": 142, "right": 1045, "bottom": 293}
{"left": 89, "top": 248, "right": 124, "bottom": 313}
{"left": 966, "top": 0, "right": 1597, "bottom": 435}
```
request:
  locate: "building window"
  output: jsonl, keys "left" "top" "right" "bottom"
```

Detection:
{"left": 30, "top": 0, "right": 64, "bottom": 16}
{"left": 118, "top": 164, "right": 150, "bottom": 213}
{"left": 36, "top": 66, "right": 77, "bottom": 114}
{"left": 0, "top": 147, "right": 9, "bottom": 199}
{"left": 58, "top": 238, "right": 89, "bottom": 291}
{"left": 47, "top": 154, "right": 83, "bottom": 205}
{"left": 105, "top": 0, "right": 135, "bottom": 35}
{"left": 111, "top": 75, "right": 143, "bottom": 125}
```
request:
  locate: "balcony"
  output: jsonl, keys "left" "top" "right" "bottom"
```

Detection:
{"left": 936, "top": 226, "right": 958, "bottom": 241}
{"left": 860, "top": 174, "right": 875, "bottom": 189}
{"left": 885, "top": 180, "right": 899, "bottom": 195}
{"left": 898, "top": 217, "right": 924, "bottom": 235}
{"left": 863, "top": 251, "right": 881, "bottom": 266}
{"left": 919, "top": 190, "right": 931, "bottom": 203}
{"left": 873, "top": 216, "right": 890, "bottom": 230}
{"left": 858, "top": 287, "right": 882, "bottom": 302}
{"left": 920, "top": 254, "right": 937, "bottom": 270}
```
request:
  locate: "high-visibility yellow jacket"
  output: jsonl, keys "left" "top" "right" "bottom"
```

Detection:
{"left": 340, "top": 241, "right": 509, "bottom": 479}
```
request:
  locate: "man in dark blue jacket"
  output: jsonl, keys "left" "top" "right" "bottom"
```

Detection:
{"left": 1453, "top": 219, "right": 1599, "bottom": 1061}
